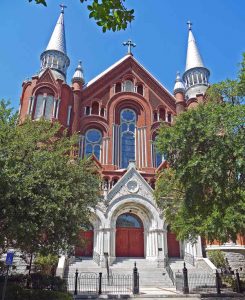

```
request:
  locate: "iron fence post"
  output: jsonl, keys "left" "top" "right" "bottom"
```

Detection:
{"left": 98, "top": 272, "right": 102, "bottom": 295}
{"left": 235, "top": 270, "right": 241, "bottom": 293}
{"left": 74, "top": 269, "right": 78, "bottom": 295}
{"left": 133, "top": 262, "right": 139, "bottom": 294}
{"left": 182, "top": 262, "right": 189, "bottom": 294}
{"left": 215, "top": 270, "right": 221, "bottom": 295}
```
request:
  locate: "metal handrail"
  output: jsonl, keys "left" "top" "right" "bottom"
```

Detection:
{"left": 184, "top": 252, "right": 195, "bottom": 266}
{"left": 166, "top": 263, "right": 175, "bottom": 285}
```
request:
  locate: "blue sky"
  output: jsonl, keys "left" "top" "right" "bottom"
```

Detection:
{"left": 0, "top": 0, "right": 244, "bottom": 110}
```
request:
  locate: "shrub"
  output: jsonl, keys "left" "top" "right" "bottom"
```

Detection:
{"left": 0, "top": 283, "right": 72, "bottom": 300}
{"left": 208, "top": 250, "right": 228, "bottom": 268}
{"left": 34, "top": 254, "right": 59, "bottom": 275}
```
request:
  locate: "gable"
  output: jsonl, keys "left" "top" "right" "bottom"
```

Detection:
{"left": 82, "top": 55, "right": 176, "bottom": 111}
{"left": 107, "top": 163, "right": 154, "bottom": 204}
{"left": 37, "top": 68, "right": 57, "bottom": 86}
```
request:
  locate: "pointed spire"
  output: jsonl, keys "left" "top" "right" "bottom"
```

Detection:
{"left": 72, "top": 61, "right": 84, "bottom": 84}
{"left": 185, "top": 21, "right": 204, "bottom": 71}
{"left": 40, "top": 5, "right": 70, "bottom": 80}
{"left": 46, "top": 5, "right": 67, "bottom": 54}
{"left": 174, "top": 71, "right": 185, "bottom": 94}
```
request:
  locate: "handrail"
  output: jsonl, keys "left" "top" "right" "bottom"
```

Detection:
{"left": 184, "top": 252, "right": 195, "bottom": 266}
{"left": 166, "top": 264, "right": 175, "bottom": 285}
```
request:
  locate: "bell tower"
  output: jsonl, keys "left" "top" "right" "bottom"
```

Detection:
{"left": 182, "top": 21, "right": 210, "bottom": 105}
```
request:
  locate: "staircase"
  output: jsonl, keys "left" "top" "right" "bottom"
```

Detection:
{"left": 65, "top": 257, "right": 174, "bottom": 288}
{"left": 111, "top": 257, "right": 173, "bottom": 288}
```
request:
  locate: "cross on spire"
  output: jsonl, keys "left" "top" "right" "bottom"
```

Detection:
{"left": 123, "top": 39, "right": 136, "bottom": 54}
{"left": 187, "top": 20, "right": 192, "bottom": 30}
{"left": 60, "top": 4, "right": 67, "bottom": 13}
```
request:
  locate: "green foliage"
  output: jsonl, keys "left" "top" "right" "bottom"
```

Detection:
{"left": 0, "top": 283, "right": 72, "bottom": 300}
{"left": 34, "top": 254, "right": 58, "bottom": 275}
{"left": 155, "top": 55, "right": 245, "bottom": 243}
{"left": 155, "top": 101, "right": 245, "bottom": 243}
{"left": 207, "top": 250, "right": 227, "bottom": 268}
{"left": 28, "top": 0, "right": 134, "bottom": 32}
{"left": 0, "top": 100, "right": 100, "bottom": 256}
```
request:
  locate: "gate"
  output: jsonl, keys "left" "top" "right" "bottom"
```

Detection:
{"left": 66, "top": 271, "right": 137, "bottom": 295}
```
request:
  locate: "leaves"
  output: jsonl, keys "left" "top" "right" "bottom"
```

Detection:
{"left": 28, "top": 0, "right": 135, "bottom": 32}
{"left": 0, "top": 101, "right": 100, "bottom": 256}
{"left": 155, "top": 55, "right": 245, "bottom": 243}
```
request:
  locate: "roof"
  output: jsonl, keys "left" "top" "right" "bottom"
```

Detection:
{"left": 84, "top": 54, "right": 175, "bottom": 101}
{"left": 46, "top": 11, "right": 67, "bottom": 54}
{"left": 185, "top": 29, "right": 204, "bottom": 71}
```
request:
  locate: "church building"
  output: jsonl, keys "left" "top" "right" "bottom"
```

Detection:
{"left": 19, "top": 7, "right": 240, "bottom": 268}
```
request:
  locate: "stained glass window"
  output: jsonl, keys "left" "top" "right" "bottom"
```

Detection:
{"left": 84, "top": 129, "right": 102, "bottom": 160}
{"left": 116, "top": 213, "right": 143, "bottom": 228}
{"left": 120, "top": 109, "right": 136, "bottom": 168}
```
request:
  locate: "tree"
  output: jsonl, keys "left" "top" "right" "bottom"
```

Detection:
{"left": 0, "top": 100, "right": 100, "bottom": 256}
{"left": 28, "top": 0, "right": 135, "bottom": 32}
{"left": 154, "top": 55, "right": 245, "bottom": 243}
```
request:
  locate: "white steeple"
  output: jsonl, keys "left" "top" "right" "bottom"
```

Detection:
{"left": 173, "top": 72, "right": 185, "bottom": 94}
{"left": 72, "top": 61, "right": 84, "bottom": 84}
{"left": 46, "top": 6, "right": 67, "bottom": 54}
{"left": 40, "top": 5, "right": 70, "bottom": 81}
{"left": 183, "top": 21, "right": 210, "bottom": 100}
{"left": 185, "top": 21, "right": 204, "bottom": 71}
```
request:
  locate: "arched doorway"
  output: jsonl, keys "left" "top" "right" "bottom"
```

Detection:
{"left": 116, "top": 213, "right": 144, "bottom": 257}
{"left": 167, "top": 226, "right": 180, "bottom": 258}
{"left": 75, "top": 224, "right": 94, "bottom": 257}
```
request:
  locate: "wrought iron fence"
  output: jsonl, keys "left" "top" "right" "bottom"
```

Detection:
{"left": 101, "top": 273, "right": 133, "bottom": 294}
{"left": 188, "top": 272, "right": 216, "bottom": 294}
{"left": 65, "top": 271, "right": 135, "bottom": 295}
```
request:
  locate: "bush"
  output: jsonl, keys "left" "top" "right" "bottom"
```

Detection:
{"left": 208, "top": 250, "right": 228, "bottom": 268}
{"left": 34, "top": 254, "right": 59, "bottom": 275}
{"left": 0, "top": 283, "right": 72, "bottom": 300}
{"left": 0, "top": 273, "right": 67, "bottom": 291}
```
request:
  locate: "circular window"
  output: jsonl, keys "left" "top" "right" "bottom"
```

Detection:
{"left": 86, "top": 129, "right": 102, "bottom": 143}
{"left": 121, "top": 109, "right": 135, "bottom": 122}
{"left": 127, "top": 180, "right": 139, "bottom": 193}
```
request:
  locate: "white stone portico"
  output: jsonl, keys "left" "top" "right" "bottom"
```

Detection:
{"left": 88, "top": 162, "right": 168, "bottom": 266}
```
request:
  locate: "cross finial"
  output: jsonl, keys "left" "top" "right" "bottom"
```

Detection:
{"left": 60, "top": 4, "right": 67, "bottom": 13}
{"left": 123, "top": 39, "right": 136, "bottom": 55}
{"left": 187, "top": 20, "right": 192, "bottom": 30}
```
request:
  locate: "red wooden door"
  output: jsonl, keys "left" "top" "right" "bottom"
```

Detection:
{"left": 116, "top": 228, "right": 144, "bottom": 257}
{"left": 75, "top": 230, "right": 94, "bottom": 257}
{"left": 167, "top": 232, "right": 180, "bottom": 257}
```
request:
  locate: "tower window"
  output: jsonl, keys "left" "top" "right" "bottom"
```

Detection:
{"left": 85, "top": 106, "right": 90, "bottom": 115}
{"left": 84, "top": 129, "right": 102, "bottom": 160}
{"left": 137, "top": 84, "right": 143, "bottom": 95}
{"left": 91, "top": 102, "right": 99, "bottom": 115}
{"left": 34, "top": 94, "right": 54, "bottom": 120}
{"left": 124, "top": 80, "right": 134, "bottom": 92}
{"left": 115, "top": 82, "right": 122, "bottom": 93}
{"left": 120, "top": 109, "right": 136, "bottom": 168}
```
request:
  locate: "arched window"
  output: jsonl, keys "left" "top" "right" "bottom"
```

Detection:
{"left": 120, "top": 109, "right": 136, "bottom": 168}
{"left": 85, "top": 106, "right": 90, "bottom": 115}
{"left": 159, "top": 108, "right": 166, "bottom": 121}
{"left": 124, "top": 80, "right": 134, "bottom": 92}
{"left": 116, "top": 213, "right": 143, "bottom": 228}
{"left": 44, "top": 95, "right": 54, "bottom": 120}
{"left": 34, "top": 95, "right": 44, "bottom": 119}
{"left": 152, "top": 135, "right": 163, "bottom": 168}
{"left": 84, "top": 129, "right": 102, "bottom": 160}
{"left": 91, "top": 102, "right": 99, "bottom": 115}
{"left": 137, "top": 84, "right": 143, "bottom": 95}
{"left": 100, "top": 107, "right": 105, "bottom": 117}
{"left": 153, "top": 111, "right": 158, "bottom": 122}
{"left": 34, "top": 94, "right": 54, "bottom": 120}
{"left": 115, "top": 82, "right": 122, "bottom": 93}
